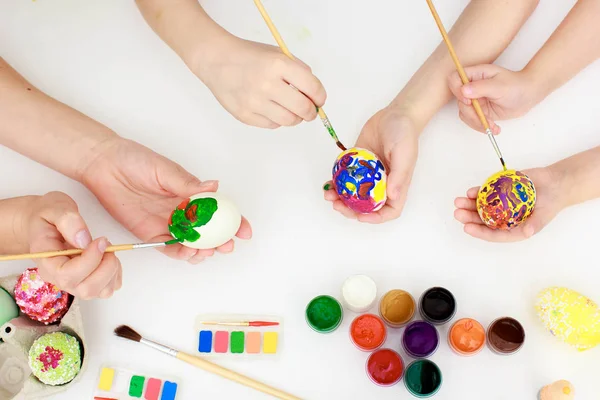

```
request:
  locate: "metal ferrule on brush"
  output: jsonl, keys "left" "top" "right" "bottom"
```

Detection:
{"left": 140, "top": 338, "right": 178, "bottom": 357}
{"left": 485, "top": 129, "right": 504, "bottom": 160}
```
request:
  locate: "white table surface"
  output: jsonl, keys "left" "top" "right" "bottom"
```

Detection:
{"left": 1, "top": 0, "right": 599, "bottom": 399}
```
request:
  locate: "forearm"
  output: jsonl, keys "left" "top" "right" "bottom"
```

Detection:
{"left": 524, "top": 0, "right": 600, "bottom": 102}
{"left": 392, "top": 0, "right": 539, "bottom": 131}
{"left": 553, "top": 146, "right": 600, "bottom": 208}
{"left": 135, "top": 0, "right": 232, "bottom": 78}
{"left": 0, "top": 196, "right": 38, "bottom": 254}
{"left": 0, "top": 59, "right": 118, "bottom": 182}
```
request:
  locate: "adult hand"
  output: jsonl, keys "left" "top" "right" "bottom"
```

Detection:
{"left": 80, "top": 138, "right": 252, "bottom": 264}
{"left": 323, "top": 108, "right": 419, "bottom": 223}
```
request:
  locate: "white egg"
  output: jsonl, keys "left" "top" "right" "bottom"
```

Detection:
{"left": 168, "top": 192, "right": 242, "bottom": 250}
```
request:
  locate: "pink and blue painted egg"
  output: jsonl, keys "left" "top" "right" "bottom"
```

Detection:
{"left": 332, "top": 147, "right": 387, "bottom": 214}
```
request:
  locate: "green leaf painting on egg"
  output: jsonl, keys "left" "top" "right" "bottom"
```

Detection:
{"left": 168, "top": 197, "right": 218, "bottom": 243}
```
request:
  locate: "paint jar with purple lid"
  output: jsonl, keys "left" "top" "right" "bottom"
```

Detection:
{"left": 402, "top": 320, "right": 440, "bottom": 358}
{"left": 487, "top": 317, "right": 526, "bottom": 355}
{"left": 418, "top": 287, "right": 456, "bottom": 325}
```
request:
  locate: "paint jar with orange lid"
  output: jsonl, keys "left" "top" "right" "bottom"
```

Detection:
{"left": 447, "top": 318, "right": 486, "bottom": 356}
{"left": 378, "top": 289, "right": 416, "bottom": 328}
{"left": 349, "top": 314, "right": 387, "bottom": 351}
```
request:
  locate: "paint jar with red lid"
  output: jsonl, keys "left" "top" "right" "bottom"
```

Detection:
{"left": 349, "top": 314, "right": 387, "bottom": 351}
{"left": 365, "top": 348, "right": 404, "bottom": 387}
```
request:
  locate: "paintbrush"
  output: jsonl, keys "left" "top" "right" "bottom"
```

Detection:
{"left": 425, "top": 0, "right": 507, "bottom": 171}
{"left": 199, "top": 320, "right": 280, "bottom": 327}
{"left": 252, "top": 0, "right": 347, "bottom": 152}
{"left": 0, "top": 239, "right": 180, "bottom": 262}
{"left": 114, "top": 325, "right": 301, "bottom": 400}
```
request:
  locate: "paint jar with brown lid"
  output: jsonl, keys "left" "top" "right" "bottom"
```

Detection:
{"left": 487, "top": 317, "right": 526, "bottom": 355}
{"left": 378, "top": 290, "right": 416, "bottom": 328}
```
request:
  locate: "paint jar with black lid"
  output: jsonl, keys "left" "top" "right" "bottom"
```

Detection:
{"left": 418, "top": 287, "right": 456, "bottom": 325}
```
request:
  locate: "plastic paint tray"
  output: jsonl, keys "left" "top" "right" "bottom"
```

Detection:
{"left": 93, "top": 365, "right": 180, "bottom": 400}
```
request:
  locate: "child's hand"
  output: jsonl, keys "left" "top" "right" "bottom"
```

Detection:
{"left": 323, "top": 108, "right": 419, "bottom": 223}
{"left": 453, "top": 167, "right": 567, "bottom": 242}
{"left": 447, "top": 64, "right": 542, "bottom": 134}
{"left": 28, "top": 192, "right": 122, "bottom": 300}
{"left": 194, "top": 37, "right": 326, "bottom": 129}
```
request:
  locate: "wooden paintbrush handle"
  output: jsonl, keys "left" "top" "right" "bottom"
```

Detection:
{"left": 424, "top": 0, "right": 491, "bottom": 131}
{"left": 176, "top": 352, "right": 302, "bottom": 400}
{"left": 0, "top": 244, "right": 135, "bottom": 262}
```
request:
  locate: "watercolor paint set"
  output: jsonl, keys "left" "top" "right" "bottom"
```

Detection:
{"left": 194, "top": 314, "right": 282, "bottom": 358}
{"left": 93, "top": 365, "right": 179, "bottom": 400}
{"left": 306, "top": 276, "right": 528, "bottom": 398}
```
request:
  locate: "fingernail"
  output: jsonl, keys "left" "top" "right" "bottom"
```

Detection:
{"left": 462, "top": 86, "right": 472, "bottom": 96}
{"left": 97, "top": 238, "right": 108, "bottom": 253}
{"left": 75, "top": 230, "right": 92, "bottom": 249}
{"left": 323, "top": 183, "right": 331, "bottom": 191}
{"left": 200, "top": 180, "right": 218, "bottom": 187}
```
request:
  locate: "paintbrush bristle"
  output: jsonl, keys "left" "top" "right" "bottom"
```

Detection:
{"left": 114, "top": 325, "right": 142, "bottom": 342}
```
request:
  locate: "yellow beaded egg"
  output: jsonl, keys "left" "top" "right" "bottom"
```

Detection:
{"left": 535, "top": 287, "right": 600, "bottom": 351}
{"left": 476, "top": 169, "right": 536, "bottom": 230}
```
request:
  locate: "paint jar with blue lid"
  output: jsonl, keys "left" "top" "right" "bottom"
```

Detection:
{"left": 305, "top": 295, "right": 343, "bottom": 333}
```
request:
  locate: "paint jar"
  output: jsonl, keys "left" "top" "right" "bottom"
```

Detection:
{"left": 349, "top": 314, "right": 387, "bottom": 351}
{"left": 419, "top": 287, "right": 456, "bottom": 325}
{"left": 305, "top": 295, "right": 343, "bottom": 334}
{"left": 487, "top": 317, "right": 526, "bottom": 355}
{"left": 365, "top": 348, "right": 404, "bottom": 387}
{"left": 404, "top": 359, "right": 443, "bottom": 398}
{"left": 341, "top": 275, "right": 377, "bottom": 313}
{"left": 378, "top": 289, "right": 416, "bottom": 328}
{"left": 402, "top": 320, "right": 439, "bottom": 359}
{"left": 448, "top": 318, "right": 486, "bottom": 356}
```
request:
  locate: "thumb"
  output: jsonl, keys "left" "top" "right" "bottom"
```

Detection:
{"left": 461, "top": 78, "right": 503, "bottom": 100}
{"left": 38, "top": 192, "right": 92, "bottom": 249}
{"left": 158, "top": 163, "right": 219, "bottom": 198}
{"left": 521, "top": 211, "right": 550, "bottom": 239}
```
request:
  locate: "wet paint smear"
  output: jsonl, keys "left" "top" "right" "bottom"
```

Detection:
{"left": 305, "top": 295, "right": 343, "bottom": 333}
{"left": 332, "top": 148, "right": 386, "bottom": 214}
{"left": 168, "top": 197, "right": 218, "bottom": 242}
{"left": 477, "top": 170, "right": 536, "bottom": 230}
{"left": 404, "top": 360, "right": 442, "bottom": 397}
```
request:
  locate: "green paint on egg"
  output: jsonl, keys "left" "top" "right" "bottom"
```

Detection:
{"left": 168, "top": 197, "right": 218, "bottom": 243}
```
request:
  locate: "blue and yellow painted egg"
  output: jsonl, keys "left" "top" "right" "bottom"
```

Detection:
{"left": 535, "top": 287, "right": 600, "bottom": 351}
{"left": 332, "top": 148, "right": 387, "bottom": 214}
{"left": 476, "top": 169, "right": 536, "bottom": 230}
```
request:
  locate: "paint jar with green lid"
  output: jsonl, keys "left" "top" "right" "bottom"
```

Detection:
{"left": 404, "top": 359, "right": 442, "bottom": 398}
{"left": 305, "top": 295, "right": 343, "bottom": 333}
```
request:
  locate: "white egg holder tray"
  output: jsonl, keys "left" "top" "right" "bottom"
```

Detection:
{"left": 0, "top": 273, "right": 87, "bottom": 399}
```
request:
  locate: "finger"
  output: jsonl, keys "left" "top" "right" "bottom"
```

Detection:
{"left": 38, "top": 192, "right": 92, "bottom": 249}
{"left": 98, "top": 267, "right": 120, "bottom": 299}
{"left": 263, "top": 101, "right": 302, "bottom": 127}
{"left": 216, "top": 240, "right": 234, "bottom": 254}
{"left": 461, "top": 76, "right": 504, "bottom": 101}
{"left": 458, "top": 104, "right": 486, "bottom": 133}
{"left": 381, "top": 135, "right": 418, "bottom": 220}
{"left": 275, "top": 82, "right": 318, "bottom": 121}
{"left": 156, "top": 162, "right": 219, "bottom": 199}
{"left": 332, "top": 200, "right": 358, "bottom": 220}
{"left": 448, "top": 72, "right": 471, "bottom": 105}
{"left": 281, "top": 61, "right": 327, "bottom": 107}
{"left": 235, "top": 217, "right": 252, "bottom": 240}
{"left": 324, "top": 189, "right": 339, "bottom": 201}
{"left": 189, "top": 248, "right": 213, "bottom": 264}
{"left": 463, "top": 223, "right": 526, "bottom": 243}
{"left": 53, "top": 237, "right": 110, "bottom": 292}
{"left": 147, "top": 233, "right": 197, "bottom": 261}
{"left": 188, "top": 254, "right": 206, "bottom": 265}
{"left": 114, "top": 267, "right": 123, "bottom": 291}
{"left": 76, "top": 252, "right": 121, "bottom": 300}
{"left": 453, "top": 209, "right": 484, "bottom": 225}
{"left": 245, "top": 113, "right": 280, "bottom": 129}
{"left": 454, "top": 197, "right": 477, "bottom": 211}
{"left": 466, "top": 187, "right": 480, "bottom": 199}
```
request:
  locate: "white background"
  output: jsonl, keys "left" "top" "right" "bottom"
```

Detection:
{"left": 1, "top": 0, "right": 599, "bottom": 399}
